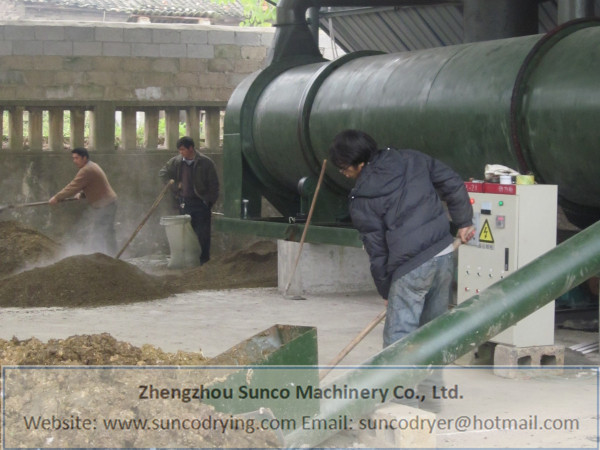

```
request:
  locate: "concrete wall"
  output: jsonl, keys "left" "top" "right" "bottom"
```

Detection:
{"left": 0, "top": 20, "right": 273, "bottom": 105}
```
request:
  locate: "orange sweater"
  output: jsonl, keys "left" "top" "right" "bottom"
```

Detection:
{"left": 55, "top": 161, "right": 117, "bottom": 208}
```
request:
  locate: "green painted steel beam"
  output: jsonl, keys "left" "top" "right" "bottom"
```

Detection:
{"left": 284, "top": 219, "right": 600, "bottom": 448}
{"left": 213, "top": 216, "right": 363, "bottom": 247}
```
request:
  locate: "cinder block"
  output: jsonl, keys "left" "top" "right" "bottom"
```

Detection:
{"left": 64, "top": 26, "right": 94, "bottom": 42}
{"left": 95, "top": 27, "right": 123, "bottom": 42}
{"left": 152, "top": 29, "right": 180, "bottom": 44}
{"left": 12, "top": 40, "right": 43, "bottom": 56}
{"left": 124, "top": 28, "right": 152, "bottom": 43}
{"left": 187, "top": 44, "right": 214, "bottom": 59}
{"left": 34, "top": 26, "right": 64, "bottom": 41}
{"left": 365, "top": 403, "right": 437, "bottom": 448}
{"left": 159, "top": 44, "right": 186, "bottom": 58}
{"left": 3, "top": 25, "right": 37, "bottom": 41}
{"left": 208, "top": 30, "right": 235, "bottom": 45}
{"left": 493, "top": 344, "right": 564, "bottom": 379}
{"left": 234, "top": 31, "right": 261, "bottom": 46}
{"left": 73, "top": 42, "right": 102, "bottom": 56}
{"left": 43, "top": 41, "right": 72, "bottom": 56}
{"left": 0, "top": 41, "right": 11, "bottom": 56}
{"left": 103, "top": 43, "right": 131, "bottom": 57}
{"left": 131, "top": 43, "right": 160, "bottom": 58}
{"left": 180, "top": 30, "right": 208, "bottom": 44}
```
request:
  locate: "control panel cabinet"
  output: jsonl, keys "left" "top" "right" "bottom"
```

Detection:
{"left": 457, "top": 184, "right": 557, "bottom": 347}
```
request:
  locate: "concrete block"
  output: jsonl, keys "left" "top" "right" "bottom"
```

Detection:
{"left": 95, "top": 27, "right": 123, "bottom": 42}
{"left": 0, "top": 70, "right": 24, "bottom": 84}
{"left": 3, "top": 25, "right": 36, "bottom": 41}
{"left": 12, "top": 40, "right": 43, "bottom": 56}
{"left": 120, "top": 58, "right": 151, "bottom": 72}
{"left": 180, "top": 30, "right": 208, "bottom": 44}
{"left": 32, "top": 56, "right": 61, "bottom": 70}
{"left": 208, "top": 30, "right": 235, "bottom": 45}
{"left": 365, "top": 403, "right": 437, "bottom": 448}
{"left": 240, "top": 45, "right": 267, "bottom": 60}
{"left": 234, "top": 31, "right": 261, "bottom": 46}
{"left": 62, "top": 57, "right": 93, "bottom": 71}
{"left": 103, "top": 43, "right": 131, "bottom": 57}
{"left": 260, "top": 31, "right": 275, "bottom": 46}
{"left": 124, "top": 28, "right": 152, "bottom": 43}
{"left": 46, "top": 85, "right": 75, "bottom": 100}
{"left": 43, "top": 41, "right": 72, "bottom": 56}
{"left": 233, "top": 59, "right": 264, "bottom": 74}
{"left": 159, "top": 44, "right": 187, "bottom": 58}
{"left": 131, "top": 43, "right": 160, "bottom": 58}
{"left": 7, "top": 56, "right": 35, "bottom": 70}
{"left": 493, "top": 344, "right": 565, "bottom": 379}
{"left": 278, "top": 241, "right": 376, "bottom": 295}
{"left": 152, "top": 29, "right": 180, "bottom": 44}
{"left": 64, "top": 26, "right": 94, "bottom": 42}
{"left": 54, "top": 71, "right": 85, "bottom": 85}
{"left": 214, "top": 44, "right": 240, "bottom": 59}
{"left": 73, "top": 42, "right": 102, "bottom": 56}
{"left": 208, "top": 58, "right": 234, "bottom": 73}
{"left": 0, "top": 41, "right": 11, "bottom": 56}
{"left": 34, "top": 26, "right": 64, "bottom": 41}
{"left": 187, "top": 44, "right": 214, "bottom": 59}
{"left": 152, "top": 58, "right": 179, "bottom": 73}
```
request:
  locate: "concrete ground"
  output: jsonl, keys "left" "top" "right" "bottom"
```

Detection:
{"left": 1, "top": 287, "right": 598, "bottom": 448}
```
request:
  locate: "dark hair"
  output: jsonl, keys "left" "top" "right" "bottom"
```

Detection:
{"left": 328, "top": 129, "right": 378, "bottom": 169}
{"left": 176, "top": 136, "right": 195, "bottom": 150}
{"left": 71, "top": 147, "right": 89, "bottom": 160}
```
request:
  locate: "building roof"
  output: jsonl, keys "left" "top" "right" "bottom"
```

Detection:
{"left": 19, "top": 0, "right": 245, "bottom": 22}
{"left": 320, "top": 0, "right": 599, "bottom": 53}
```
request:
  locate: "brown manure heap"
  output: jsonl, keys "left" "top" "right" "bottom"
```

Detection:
{"left": 0, "top": 253, "right": 172, "bottom": 307}
{"left": 0, "top": 220, "right": 60, "bottom": 277}
{"left": 165, "top": 240, "right": 277, "bottom": 292}
{"left": 0, "top": 334, "right": 279, "bottom": 448}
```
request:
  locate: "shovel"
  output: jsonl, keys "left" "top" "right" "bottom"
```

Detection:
{"left": 282, "top": 159, "right": 327, "bottom": 300}
{"left": 0, "top": 197, "right": 78, "bottom": 213}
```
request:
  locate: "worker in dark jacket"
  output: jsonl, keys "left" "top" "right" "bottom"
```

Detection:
{"left": 159, "top": 136, "right": 219, "bottom": 265}
{"left": 329, "top": 129, "right": 474, "bottom": 347}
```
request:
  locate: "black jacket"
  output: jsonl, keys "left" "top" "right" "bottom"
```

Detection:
{"left": 159, "top": 151, "right": 219, "bottom": 206}
{"left": 349, "top": 148, "right": 473, "bottom": 299}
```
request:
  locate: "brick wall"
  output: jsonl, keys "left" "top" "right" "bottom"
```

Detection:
{"left": 0, "top": 20, "right": 274, "bottom": 105}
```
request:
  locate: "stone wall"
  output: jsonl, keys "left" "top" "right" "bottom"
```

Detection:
{"left": 0, "top": 20, "right": 273, "bottom": 105}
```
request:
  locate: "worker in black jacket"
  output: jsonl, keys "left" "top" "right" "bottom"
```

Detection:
{"left": 329, "top": 129, "right": 474, "bottom": 347}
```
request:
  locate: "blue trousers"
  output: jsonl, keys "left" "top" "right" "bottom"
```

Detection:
{"left": 383, "top": 252, "right": 454, "bottom": 348}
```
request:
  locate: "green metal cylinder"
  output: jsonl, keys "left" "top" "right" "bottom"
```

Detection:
{"left": 284, "top": 218, "right": 600, "bottom": 448}
{"left": 227, "top": 20, "right": 600, "bottom": 226}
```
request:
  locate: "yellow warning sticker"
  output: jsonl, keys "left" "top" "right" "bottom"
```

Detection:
{"left": 479, "top": 219, "right": 494, "bottom": 243}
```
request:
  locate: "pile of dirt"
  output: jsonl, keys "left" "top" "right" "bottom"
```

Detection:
{"left": 0, "top": 220, "right": 60, "bottom": 277}
{"left": 0, "top": 220, "right": 277, "bottom": 308}
{"left": 165, "top": 240, "right": 277, "bottom": 292}
{"left": 0, "top": 333, "right": 208, "bottom": 366}
{"left": 0, "top": 253, "right": 172, "bottom": 307}
{"left": 0, "top": 334, "right": 279, "bottom": 448}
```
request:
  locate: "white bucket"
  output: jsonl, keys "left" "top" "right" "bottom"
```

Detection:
{"left": 160, "top": 215, "right": 201, "bottom": 269}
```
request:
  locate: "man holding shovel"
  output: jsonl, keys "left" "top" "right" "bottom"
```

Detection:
{"left": 50, "top": 147, "right": 118, "bottom": 255}
{"left": 329, "top": 129, "right": 474, "bottom": 348}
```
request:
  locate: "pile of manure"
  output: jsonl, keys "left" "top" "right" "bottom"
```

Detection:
{"left": 0, "top": 253, "right": 172, "bottom": 307}
{"left": 0, "top": 220, "right": 60, "bottom": 277}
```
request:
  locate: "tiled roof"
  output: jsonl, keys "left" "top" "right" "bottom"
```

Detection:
{"left": 20, "top": 0, "right": 245, "bottom": 19}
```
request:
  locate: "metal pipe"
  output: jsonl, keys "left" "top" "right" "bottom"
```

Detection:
{"left": 558, "top": 0, "right": 596, "bottom": 24}
{"left": 284, "top": 219, "right": 600, "bottom": 447}
{"left": 232, "top": 19, "right": 600, "bottom": 227}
